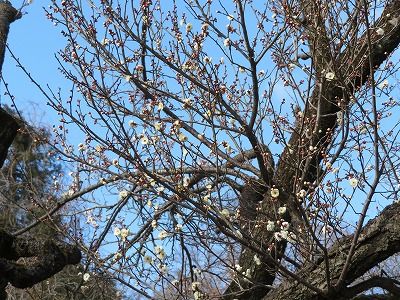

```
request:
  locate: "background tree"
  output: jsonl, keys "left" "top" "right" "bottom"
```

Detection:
{"left": 0, "top": 108, "right": 120, "bottom": 299}
{"left": 8, "top": 0, "right": 400, "bottom": 299}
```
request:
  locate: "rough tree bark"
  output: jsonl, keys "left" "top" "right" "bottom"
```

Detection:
{"left": 0, "top": 3, "right": 81, "bottom": 299}
{"left": 224, "top": 0, "right": 400, "bottom": 299}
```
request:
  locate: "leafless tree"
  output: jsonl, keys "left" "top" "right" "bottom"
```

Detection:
{"left": 4, "top": 0, "right": 400, "bottom": 299}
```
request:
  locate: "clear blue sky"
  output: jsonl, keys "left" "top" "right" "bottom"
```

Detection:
{"left": 3, "top": 2, "right": 67, "bottom": 126}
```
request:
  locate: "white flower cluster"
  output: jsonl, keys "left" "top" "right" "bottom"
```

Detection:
{"left": 154, "top": 245, "right": 166, "bottom": 260}
{"left": 114, "top": 227, "right": 129, "bottom": 241}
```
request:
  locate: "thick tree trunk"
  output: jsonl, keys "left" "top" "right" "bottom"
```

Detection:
{"left": 0, "top": 3, "right": 21, "bottom": 72}
{"left": 0, "top": 3, "right": 82, "bottom": 299}
{"left": 225, "top": 0, "right": 400, "bottom": 299}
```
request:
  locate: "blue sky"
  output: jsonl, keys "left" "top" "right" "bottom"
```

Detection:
{"left": 3, "top": 2, "right": 66, "bottom": 126}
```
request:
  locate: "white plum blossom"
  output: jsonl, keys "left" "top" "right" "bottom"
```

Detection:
{"left": 278, "top": 206, "right": 287, "bottom": 214}
{"left": 193, "top": 291, "right": 203, "bottom": 300}
{"left": 235, "top": 264, "right": 242, "bottom": 272}
{"left": 274, "top": 232, "right": 283, "bottom": 241}
{"left": 155, "top": 245, "right": 166, "bottom": 260}
{"left": 253, "top": 255, "right": 261, "bottom": 266}
{"left": 157, "top": 102, "right": 164, "bottom": 111}
{"left": 144, "top": 255, "right": 153, "bottom": 264}
{"left": 159, "top": 264, "right": 168, "bottom": 273}
{"left": 186, "top": 23, "right": 193, "bottom": 32}
{"left": 221, "top": 209, "right": 230, "bottom": 218}
{"left": 270, "top": 188, "right": 279, "bottom": 198}
{"left": 349, "top": 178, "right": 358, "bottom": 188}
{"left": 182, "top": 98, "right": 192, "bottom": 108}
{"left": 245, "top": 268, "right": 252, "bottom": 278}
{"left": 178, "top": 132, "right": 188, "bottom": 142}
{"left": 297, "top": 189, "right": 306, "bottom": 198}
{"left": 173, "top": 120, "right": 181, "bottom": 130}
{"left": 135, "top": 65, "right": 144, "bottom": 72}
{"left": 267, "top": 221, "right": 275, "bottom": 231}
{"left": 114, "top": 227, "right": 121, "bottom": 236}
{"left": 119, "top": 190, "right": 129, "bottom": 199}
{"left": 175, "top": 223, "right": 183, "bottom": 231}
{"left": 158, "top": 230, "right": 169, "bottom": 240}
{"left": 224, "top": 38, "right": 230, "bottom": 47}
{"left": 202, "top": 194, "right": 210, "bottom": 203}
{"left": 141, "top": 135, "right": 149, "bottom": 145}
{"left": 192, "top": 281, "right": 201, "bottom": 290}
{"left": 325, "top": 72, "right": 335, "bottom": 81}
{"left": 83, "top": 273, "right": 90, "bottom": 281}
{"left": 280, "top": 230, "right": 288, "bottom": 240}
{"left": 376, "top": 27, "right": 385, "bottom": 35}
{"left": 151, "top": 220, "right": 158, "bottom": 228}
{"left": 154, "top": 122, "right": 162, "bottom": 131}
{"left": 281, "top": 221, "right": 290, "bottom": 230}
{"left": 193, "top": 267, "right": 202, "bottom": 276}
{"left": 120, "top": 228, "right": 129, "bottom": 240}
{"left": 378, "top": 79, "right": 389, "bottom": 89}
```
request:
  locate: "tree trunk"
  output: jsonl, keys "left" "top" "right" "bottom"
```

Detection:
{"left": 225, "top": 0, "right": 400, "bottom": 299}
